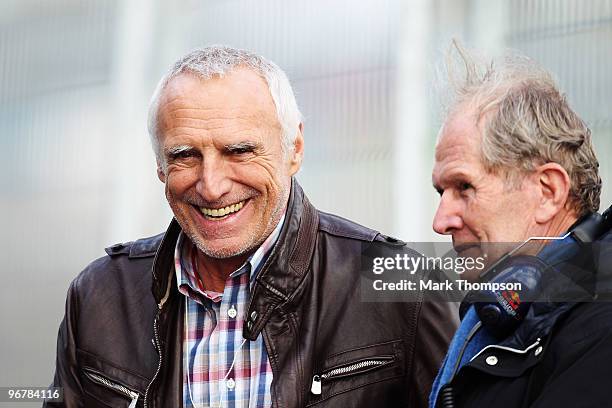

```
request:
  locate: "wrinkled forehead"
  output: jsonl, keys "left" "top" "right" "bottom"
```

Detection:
{"left": 435, "top": 109, "right": 483, "bottom": 162}
{"left": 157, "top": 69, "right": 280, "bottom": 127}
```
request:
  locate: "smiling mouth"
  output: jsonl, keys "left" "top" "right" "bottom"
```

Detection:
{"left": 197, "top": 200, "right": 246, "bottom": 220}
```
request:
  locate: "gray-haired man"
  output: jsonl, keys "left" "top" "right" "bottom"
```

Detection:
{"left": 429, "top": 44, "right": 612, "bottom": 407}
{"left": 47, "top": 46, "right": 455, "bottom": 408}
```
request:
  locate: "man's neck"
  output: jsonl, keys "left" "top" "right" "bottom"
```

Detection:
{"left": 529, "top": 209, "right": 579, "bottom": 255}
{"left": 544, "top": 209, "right": 578, "bottom": 238}
{"left": 195, "top": 252, "right": 251, "bottom": 293}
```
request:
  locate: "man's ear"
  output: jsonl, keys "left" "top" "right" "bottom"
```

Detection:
{"left": 157, "top": 163, "right": 166, "bottom": 183}
{"left": 534, "top": 163, "right": 572, "bottom": 223}
{"left": 288, "top": 123, "right": 304, "bottom": 176}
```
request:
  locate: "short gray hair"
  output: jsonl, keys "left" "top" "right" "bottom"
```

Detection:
{"left": 444, "top": 41, "right": 601, "bottom": 215}
{"left": 147, "top": 46, "right": 303, "bottom": 163}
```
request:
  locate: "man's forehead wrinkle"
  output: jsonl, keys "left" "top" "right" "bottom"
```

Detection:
{"left": 161, "top": 99, "right": 276, "bottom": 124}
{"left": 433, "top": 126, "right": 481, "bottom": 190}
{"left": 158, "top": 118, "right": 268, "bottom": 150}
{"left": 161, "top": 124, "right": 258, "bottom": 141}
{"left": 163, "top": 108, "right": 262, "bottom": 123}
{"left": 435, "top": 135, "right": 471, "bottom": 163}
{"left": 158, "top": 88, "right": 194, "bottom": 112}
{"left": 159, "top": 107, "right": 275, "bottom": 135}
{"left": 437, "top": 115, "right": 483, "bottom": 159}
{"left": 158, "top": 74, "right": 281, "bottom": 134}
{"left": 164, "top": 69, "right": 275, "bottom": 109}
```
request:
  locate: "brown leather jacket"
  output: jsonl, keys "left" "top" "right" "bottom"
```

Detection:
{"left": 46, "top": 181, "right": 456, "bottom": 407}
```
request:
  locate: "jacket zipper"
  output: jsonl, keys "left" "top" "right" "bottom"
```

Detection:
{"left": 310, "top": 357, "right": 394, "bottom": 395}
{"left": 144, "top": 266, "right": 173, "bottom": 408}
{"left": 143, "top": 310, "right": 163, "bottom": 408}
{"left": 83, "top": 368, "right": 139, "bottom": 408}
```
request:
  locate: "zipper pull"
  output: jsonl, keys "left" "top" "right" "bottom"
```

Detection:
{"left": 128, "top": 393, "right": 139, "bottom": 408}
{"left": 311, "top": 375, "right": 322, "bottom": 395}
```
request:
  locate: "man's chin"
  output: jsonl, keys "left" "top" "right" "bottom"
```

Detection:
{"left": 453, "top": 243, "right": 486, "bottom": 282}
{"left": 192, "top": 237, "right": 257, "bottom": 260}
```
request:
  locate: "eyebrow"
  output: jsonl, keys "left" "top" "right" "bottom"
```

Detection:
{"left": 432, "top": 170, "right": 472, "bottom": 193}
{"left": 224, "top": 141, "right": 259, "bottom": 152}
{"left": 164, "top": 145, "right": 194, "bottom": 156}
{"left": 432, "top": 173, "right": 444, "bottom": 194}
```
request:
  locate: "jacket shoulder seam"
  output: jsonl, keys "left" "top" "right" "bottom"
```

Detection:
{"left": 104, "top": 231, "right": 165, "bottom": 258}
{"left": 317, "top": 211, "right": 379, "bottom": 242}
{"left": 317, "top": 226, "right": 378, "bottom": 242}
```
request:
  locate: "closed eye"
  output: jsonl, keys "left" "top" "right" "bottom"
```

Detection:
{"left": 172, "top": 150, "right": 196, "bottom": 159}
{"left": 459, "top": 182, "right": 473, "bottom": 191}
{"left": 224, "top": 141, "right": 258, "bottom": 155}
{"left": 165, "top": 146, "right": 199, "bottom": 162}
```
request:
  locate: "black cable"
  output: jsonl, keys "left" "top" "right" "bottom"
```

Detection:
{"left": 450, "top": 321, "right": 482, "bottom": 379}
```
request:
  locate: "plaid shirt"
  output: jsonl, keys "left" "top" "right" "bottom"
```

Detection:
{"left": 175, "top": 215, "right": 285, "bottom": 408}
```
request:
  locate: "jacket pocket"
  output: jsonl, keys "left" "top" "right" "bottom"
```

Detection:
{"left": 310, "top": 355, "right": 395, "bottom": 394}
{"left": 83, "top": 367, "right": 140, "bottom": 408}
{"left": 77, "top": 349, "right": 149, "bottom": 407}
{"left": 307, "top": 339, "right": 405, "bottom": 405}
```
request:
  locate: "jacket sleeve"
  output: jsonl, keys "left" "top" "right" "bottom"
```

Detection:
{"left": 409, "top": 298, "right": 458, "bottom": 408}
{"left": 44, "top": 280, "right": 84, "bottom": 408}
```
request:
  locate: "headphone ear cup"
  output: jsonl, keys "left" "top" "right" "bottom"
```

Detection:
{"left": 473, "top": 255, "right": 549, "bottom": 339}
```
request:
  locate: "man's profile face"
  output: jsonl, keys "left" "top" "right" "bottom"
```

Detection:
{"left": 155, "top": 69, "right": 302, "bottom": 259}
{"left": 432, "top": 108, "right": 540, "bottom": 259}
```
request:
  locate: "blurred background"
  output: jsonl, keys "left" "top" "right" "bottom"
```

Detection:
{"left": 1, "top": 0, "right": 611, "bottom": 401}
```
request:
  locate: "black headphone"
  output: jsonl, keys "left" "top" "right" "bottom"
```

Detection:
{"left": 460, "top": 204, "right": 612, "bottom": 339}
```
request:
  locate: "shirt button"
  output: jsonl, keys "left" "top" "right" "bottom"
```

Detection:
{"left": 485, "top": 355, "right": 498, "bottom": 366}
{"left": 226, "top": 378, "right": 236, "bottom": 390}
{"left": 228, "top": 305, "right": 237, "bottom": 319}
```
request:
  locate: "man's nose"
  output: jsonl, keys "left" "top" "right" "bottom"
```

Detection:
{"left": 195, "top": 153, "right": 232, "bottom": 203}
{"left": 432, "top": 192, "right": 464, "bottom": 235}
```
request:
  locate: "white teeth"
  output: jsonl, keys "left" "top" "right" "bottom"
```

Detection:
{"left": 199, "top": 200, "right": 245, "bottom": 218}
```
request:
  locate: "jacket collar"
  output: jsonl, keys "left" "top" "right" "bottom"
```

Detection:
{"left": 466, "top": 235, "right": 607, "bottom": 376}
{"left": 498, "top": 239, "right": 601, "bottom": 350}
{"left": 244, "top": 178, "right": 319, "bottom": 339}
{"left": 151, "top": 179, "right": 319, "bottom": 336}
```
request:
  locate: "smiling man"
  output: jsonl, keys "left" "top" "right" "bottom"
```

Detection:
{"left": 154, "top": 68, "right": 298, "bottom": 294}
{"left": 46, "top": 46, "right": 455, "bottom": 408}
